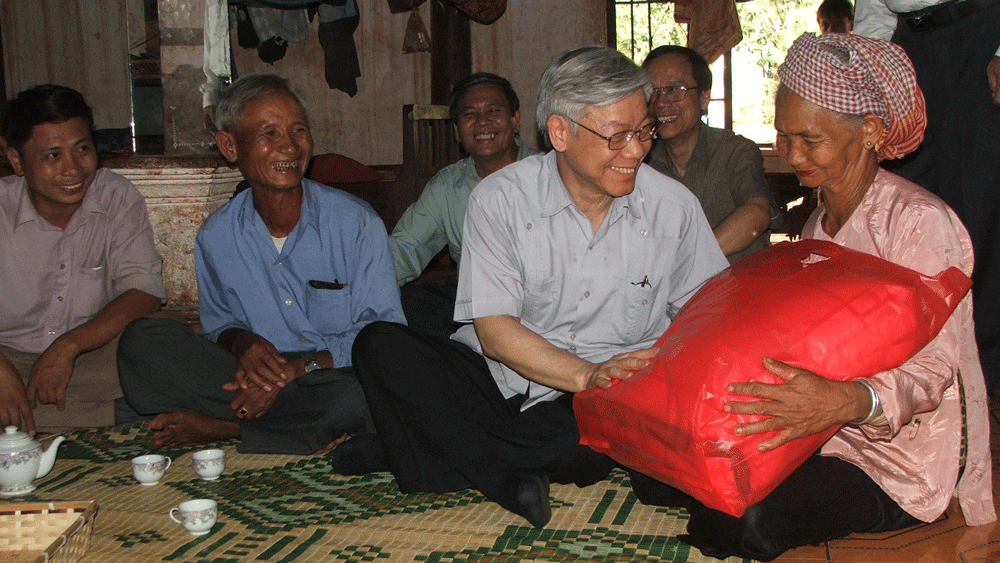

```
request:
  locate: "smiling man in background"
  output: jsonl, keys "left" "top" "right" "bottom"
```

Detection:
{"left": 643, "top": 46, "right": 779, "bottom": 264}
{"left": 0, "top": 84, "right": 164, "bottom": 434}
{"left": 389, "top": 72, "right": 538, "bottom": 338}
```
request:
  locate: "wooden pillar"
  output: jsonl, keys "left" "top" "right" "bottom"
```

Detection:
{"left": 605, "top": 0, "right": 616, "bottom": 49}
{"left": 0, "top": 24, "right": 6, "bottom": 105}
{"left": 430, "top": 0, "right": 471, "bottom": 105}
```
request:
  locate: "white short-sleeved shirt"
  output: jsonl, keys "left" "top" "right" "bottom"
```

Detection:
{"left": 855, "top": 0, "right": 1000, "bottom": 57}
{"left": 453, "top": 151, "right": 728, "bottom": 409}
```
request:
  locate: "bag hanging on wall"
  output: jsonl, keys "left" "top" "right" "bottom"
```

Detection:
{"left": 387, "top": 0, "right": 427, "bottom": 13}
{"left": 448, "top": 0, "right": 507, "bottom": 24}
{"left": 574, "top": 239, "right": 972, "bottom": 518}
{"left": 402, "top": 8, "right": 432, "bottom": 54}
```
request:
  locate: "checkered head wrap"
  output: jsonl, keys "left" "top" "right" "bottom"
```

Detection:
{"left": 777, "top": 33, "right": 926, "bottom": 160}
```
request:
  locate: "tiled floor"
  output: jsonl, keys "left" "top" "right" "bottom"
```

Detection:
{"left": 771, "top": 397, "right": 1000, "bottom": 563}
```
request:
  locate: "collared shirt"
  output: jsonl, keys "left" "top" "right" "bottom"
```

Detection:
{"left": 453, "top": 151, "right": 728, "bottom": 409}
{"left": 806, "top": 167, "right": 995, "bottom": 526}
{"left": 196, "top": 179, "right": 405, "bottom": 368}
{"left": 0, "top": 169, "right": 165, "bottom": 353}
{"left": 647, "top": 122, "right": 779, "bottom": 264}
{"left": 855, "top": 0, "right": 1000, "bottom": 56}
{"left": 389, "top": 137, "right": 540, "bottom": 285}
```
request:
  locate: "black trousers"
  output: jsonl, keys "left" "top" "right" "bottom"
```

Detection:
{"left": 399, "top": 280, "right": 460, "bottom": 340}
{"left": 117, "top": 317, "right": 374, "bottom": 455}
{"left": 352, "top": 321, "right": 616, "bottom": 500}
{"left": 887, "top": 4, "right": 1000, "bottom": 394}
{"left": 630, "top": 455, "right": 920, "bottom": 561}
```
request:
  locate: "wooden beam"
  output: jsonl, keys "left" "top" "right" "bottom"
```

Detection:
{"left": 430, "top": 0, "right": 471, "bottom": 105}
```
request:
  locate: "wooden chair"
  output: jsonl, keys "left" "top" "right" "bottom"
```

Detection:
{"left": 385, "top": 104, "right": 463, "bottom": 233}
{"left": 384, "top": 103, "right": 464, "bottom": 283}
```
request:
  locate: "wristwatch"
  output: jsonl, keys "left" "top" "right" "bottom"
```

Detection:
{"left": 304, "top": 357, "right": 322, "bottom": 373}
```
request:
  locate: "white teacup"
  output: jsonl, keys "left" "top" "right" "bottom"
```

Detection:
{"left": 192, "top": 449, "right": 226, "bottom": 481}
{"left": 131, "top": 454, "right": 171, "bottom": 485}
{"left": 169, "top": 499, "right": 218, "bottom": 536}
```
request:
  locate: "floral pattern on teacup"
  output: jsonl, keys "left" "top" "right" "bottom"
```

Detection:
{"left": 193, "top": 458, "right": 224, "bottom": 472}
{"left": 183, "top": 507, "right": 218, "bottom": 526}
{"left": 133, "top": 460, "right": 168, "bottom": 473}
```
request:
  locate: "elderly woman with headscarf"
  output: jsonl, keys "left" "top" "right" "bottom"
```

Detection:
{"left": 630, "top": 33, "right": 996, "bottom": 561}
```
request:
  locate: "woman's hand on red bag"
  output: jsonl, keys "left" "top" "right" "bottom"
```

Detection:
{"left": 585, "top": 347, "right": 660, "bottom": 390}
{"left": 724, "top": 357, "right": 871, "bottom": 451}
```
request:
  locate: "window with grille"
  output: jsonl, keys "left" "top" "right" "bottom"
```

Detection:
{"left": 610, "top": 1, "right": 732, "bottom": 131}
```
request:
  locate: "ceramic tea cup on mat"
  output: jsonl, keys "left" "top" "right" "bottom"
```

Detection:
{"left": 169, "top": 498, "right": 218, "bottom": 535}
{"left": 131, "top": 454, "right": 171, "bottom": 485}
{"left": 192, "top": 449, "right": 225, "bottom": 480}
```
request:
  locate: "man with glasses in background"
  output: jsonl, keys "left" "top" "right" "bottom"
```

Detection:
{"left": 353, "top": 46, "right": 727, "bottom": 528}
{"left": 643, "top": 46, "right": 778, "bottom": 263}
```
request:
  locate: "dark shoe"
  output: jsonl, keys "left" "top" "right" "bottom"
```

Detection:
{"left": 496, "top": 471, "right": 551, "bottom": 528}
{"left": 329, "top": 434, "right": 389, "bottom": 475}
{"left": 627, "top": 469, "right": 696, "bottom": 509}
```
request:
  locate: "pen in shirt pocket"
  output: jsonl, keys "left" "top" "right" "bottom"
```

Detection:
{"left": 309, "top": 279, "right": 347, "bottom": 290}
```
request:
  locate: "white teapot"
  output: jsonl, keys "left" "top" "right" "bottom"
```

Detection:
{"left": 0, "top": 426, "right": 65, "bottom": 496}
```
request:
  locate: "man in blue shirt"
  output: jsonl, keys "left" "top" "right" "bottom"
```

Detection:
{"left": 117, "top": 75, "right": 404, "bottom": 461}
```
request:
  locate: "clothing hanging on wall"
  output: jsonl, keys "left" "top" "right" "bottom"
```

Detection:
{"left": 247, "top": 6, "right": 310, "bottom": 63}
{"left": 221, "top": 0, "right": 362, "bottom": 95}
{"left": 673, "top": 0, "right": 742, "bottom": 64}
{"left": 203, "top": 0, "right": 232, "bottom": 108}
{"left": 318, "top": 0, "right": 361, "bottom": 96}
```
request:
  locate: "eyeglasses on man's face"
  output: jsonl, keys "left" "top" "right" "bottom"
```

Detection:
{"left": 650, "top": 85, "right": 697, "bottom": 103}
{"left": 568, "top": 118, "right": 658, "bottom": 150}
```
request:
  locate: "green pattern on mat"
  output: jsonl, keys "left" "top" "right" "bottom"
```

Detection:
{"left": 329, "top": 545, "right": 390, "bottom": 562}
{"left": 116, "top": 530, "right": 171, "bottom": 548}
{"left": 57, "top": 422, "right": 229, "bottom": 463}
{"left": 4, "top": 423, "right": 755, "bottom": 563}
{"left": 417, "top": 525, "right": 697, "bottom": 562}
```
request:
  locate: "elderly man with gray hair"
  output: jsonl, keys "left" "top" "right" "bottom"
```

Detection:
{"left": 117, "top": 74, "right": 404, "bottom": 464}
{"left": 352, "top": 46, "right": 727, "bottom": 527}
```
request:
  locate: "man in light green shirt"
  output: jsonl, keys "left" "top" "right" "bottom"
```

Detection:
{"left": 390, "top": 73, "right": 539, "bottom": 337}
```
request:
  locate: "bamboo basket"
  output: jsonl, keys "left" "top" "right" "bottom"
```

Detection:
{"left": 0, "top": 501, "right": 98, "bottom": 563}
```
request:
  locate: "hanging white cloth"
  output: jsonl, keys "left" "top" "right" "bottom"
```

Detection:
{"left": 202, "top": 0, "right": 232, "bottom": 108}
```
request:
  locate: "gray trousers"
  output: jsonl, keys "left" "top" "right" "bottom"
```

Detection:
{"left": 1, "top": 337, "right": 121, "bottom": 432}
{"left": 116, "top": 317, "right": 374, "bottom": 454}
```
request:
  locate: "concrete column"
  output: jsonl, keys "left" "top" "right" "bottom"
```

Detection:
{"left": 158, "top": 0, "right": 217, "bottom": 155}
{"left": 107, "top": 155, "right": 241, "bottom": 307}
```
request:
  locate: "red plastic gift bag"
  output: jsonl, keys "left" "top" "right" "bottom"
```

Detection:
{"left": 574, "top": 239, "right": 971, "bottom": 518}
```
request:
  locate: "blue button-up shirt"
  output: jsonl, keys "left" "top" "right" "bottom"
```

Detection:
{"left": 196, "top": 179, "right": 405, "bottom": 368}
